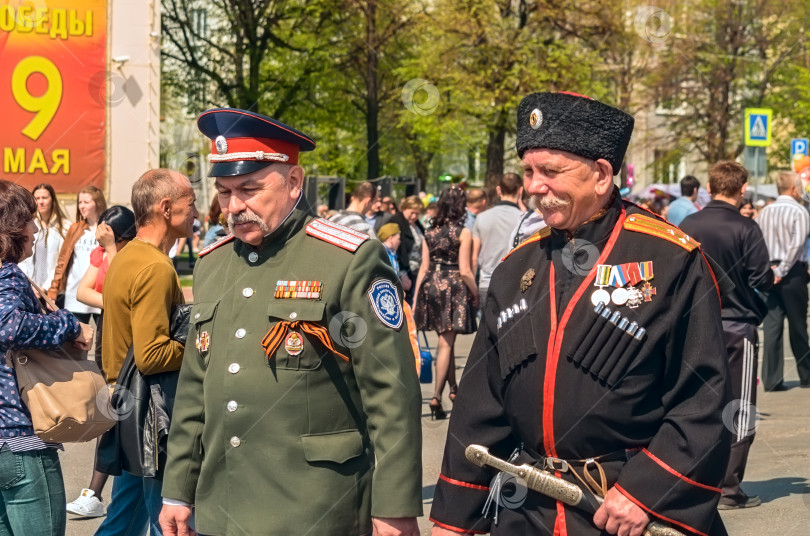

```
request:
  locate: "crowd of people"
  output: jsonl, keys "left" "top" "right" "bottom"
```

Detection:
{"left": 1, "top": 89, "right": 808, "bottom": 536}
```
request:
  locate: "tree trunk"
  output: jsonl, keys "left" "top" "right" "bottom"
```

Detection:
{"left": 484, "top": 125, "right": 506, "bottom": 188}
{"left": 365, "top": 0, "right": 380, "bottom": 180}
{"left": 413, "top": 151, "right": 433, "bottom": 186}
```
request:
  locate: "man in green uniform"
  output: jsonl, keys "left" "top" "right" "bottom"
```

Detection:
{"left": 159, "top": 108, "right": 422, "bottom": 536}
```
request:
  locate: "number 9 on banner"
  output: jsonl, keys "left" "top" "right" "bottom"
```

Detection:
{"left": 11, "top": 56, "right": 63, "bottom": 141}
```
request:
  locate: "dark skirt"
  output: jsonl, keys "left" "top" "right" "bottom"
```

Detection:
{"left": 415, "top": 270, "right": 476, "bottom": 334}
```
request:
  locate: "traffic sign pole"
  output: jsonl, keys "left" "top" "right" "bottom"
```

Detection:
{"left": 744, "top": 108, "right": 773, "bottom": 198}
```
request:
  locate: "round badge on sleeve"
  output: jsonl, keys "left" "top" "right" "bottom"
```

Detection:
{"left": 367, "top": 279, "right": 403, "bottom": 330}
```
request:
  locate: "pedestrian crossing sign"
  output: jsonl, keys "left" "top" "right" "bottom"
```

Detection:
{"left": 744, "top": 108, "right": 772, "bottom": 147}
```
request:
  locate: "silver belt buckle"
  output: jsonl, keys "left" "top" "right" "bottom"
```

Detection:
{"left": 435, "top": 263, "right": 441, "bottom": 271}
{"left": 544, "top": 456, "right": 569, "bottom": 472}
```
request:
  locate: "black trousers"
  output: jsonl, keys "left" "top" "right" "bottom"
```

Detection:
{"left": 72, "top": 311, "right": 104, "bottom": 378}
{"left": 762, "top": 261, "right": 810, "bottom": 389}
{"left": 720, "top": 320, "right": 758, "bottom": 503}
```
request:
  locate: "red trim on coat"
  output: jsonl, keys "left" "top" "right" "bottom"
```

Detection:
{"left": 641, "top": 449, "right": 722, "bottom": 493}
{"left": 542, "top": 265, "right": 559, "bottom": 457}
{"left": 541, "top": 208, "right": 626, "bottom": 536}
{"left": 614, "top": 484, "right": 708, "bottom": 536}
{"left": 438, "top": 474, "right": 490, "bottom": 491}
{"left": 429, "top": 518, "right": 487, "bottom": 534}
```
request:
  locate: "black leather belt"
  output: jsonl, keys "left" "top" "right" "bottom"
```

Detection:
{"left": 523, "top": 445, "right": 641, "bottom": 473}
{"left": 432, "top": 263, "right": 459, "bottom": 271}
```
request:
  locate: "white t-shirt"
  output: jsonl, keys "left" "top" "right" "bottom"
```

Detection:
{"left": 64, "top": 226, "right": 100, "bottom": 314}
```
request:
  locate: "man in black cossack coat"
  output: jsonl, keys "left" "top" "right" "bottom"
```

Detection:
{"left": 429, "top": 92, "right": 731, "bottom": 536}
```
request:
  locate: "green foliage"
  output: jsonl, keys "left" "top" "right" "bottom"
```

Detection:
{"left": 161, "top": 0, "right": 810, "bottom": 187}
{"left": 643, "top": 0, "right": 808, "bottom": 165}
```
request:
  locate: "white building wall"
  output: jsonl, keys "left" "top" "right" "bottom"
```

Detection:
{"left": 106, "top": 0, "right": 160, "bottom": 206}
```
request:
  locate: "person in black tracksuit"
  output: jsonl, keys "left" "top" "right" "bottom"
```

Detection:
{"left": 680, "top": 160, "right": 774, "bottom": 510}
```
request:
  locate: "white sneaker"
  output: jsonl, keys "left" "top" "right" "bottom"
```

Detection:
{"left": 66, "top": 488, "right": 106, "bottom": 518}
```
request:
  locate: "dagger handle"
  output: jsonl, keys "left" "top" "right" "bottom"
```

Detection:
{"left": 465, "top": 445, "right": 585, "bottom": 507}
{"left": 645, "top": 521, "right": 687, "bottom": 536}
{"left": 465, "top": 446, "right": 686, "bottom": 536}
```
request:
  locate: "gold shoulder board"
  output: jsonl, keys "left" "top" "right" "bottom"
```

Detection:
{"left": 624, "top": 214, "right": 699, "bottom": 252}
{"left": 502, "top": 225, "right": 551, "bottom": 261}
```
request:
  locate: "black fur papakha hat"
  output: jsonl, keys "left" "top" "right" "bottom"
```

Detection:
{"left": 516, "top": 92, "right": 634, "bottom": 175}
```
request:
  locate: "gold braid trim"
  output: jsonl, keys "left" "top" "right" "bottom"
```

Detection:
{"left": 624, "top": 214, "right": 700, "bottom": 252}
{"left": 502, "top": 226, "right": 551, "bottom": 261}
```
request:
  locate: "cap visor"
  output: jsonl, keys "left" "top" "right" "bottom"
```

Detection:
{"left": 208, "top": 160, "right": 275, "bottom": 178}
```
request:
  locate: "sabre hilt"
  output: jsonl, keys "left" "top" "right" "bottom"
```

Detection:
{"left": 465, "top": 445, "right": 686, "bottom": 536}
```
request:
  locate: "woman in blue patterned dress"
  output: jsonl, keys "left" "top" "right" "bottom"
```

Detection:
{"left": 0, "top": 180, "right": 94, "bottom": 535}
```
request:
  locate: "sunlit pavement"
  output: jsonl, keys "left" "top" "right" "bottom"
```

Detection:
{"left": 62, "top": 329, "right": 810, "bottom": 535}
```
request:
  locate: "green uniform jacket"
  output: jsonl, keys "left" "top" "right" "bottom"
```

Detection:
{"left": 162, "top": 199, "right": 423, "bottom": 535}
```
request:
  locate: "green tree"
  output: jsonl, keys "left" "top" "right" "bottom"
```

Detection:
{"left": 646, "top": 0, "right": 809, "bottom": 163}
{"left": 399, "top": 0, "right": 603, "bottom": 188}
{"left": 161, "top": 0, "right": 339, "bottom": 116}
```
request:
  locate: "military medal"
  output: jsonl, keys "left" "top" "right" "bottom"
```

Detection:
{"left": 611, "top": 287, "right": 629, "bottom": 306}
{"left": 197, "top": 331, "right": 210, "bottom": 352}
{"left": 520, "top": 268, "right": 535, "bottom": 292}
{"left": 639, "top": 261, "right": 654, "bottom": 281}
{"left": 627, "top": 287, "right": 644, "bottom": 308}
{"left": 591, "top": 264, "right": 611, "bottom": 306}
{"left": 284, "top": 331, "right": 304, "bottom": 356}
{"left": 275, "top": 280, "right": 323, "bottom": 299}
{"left": 642, "top": 281, "right": 656, "bottom": 302}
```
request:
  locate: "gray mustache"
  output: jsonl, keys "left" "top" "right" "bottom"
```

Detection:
{"left": 227, "top": 211, "right": 270, "bottom": 233}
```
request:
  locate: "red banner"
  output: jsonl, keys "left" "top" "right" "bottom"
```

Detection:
{"left": 0, "top": 0, "right": 106, "bottom": 193}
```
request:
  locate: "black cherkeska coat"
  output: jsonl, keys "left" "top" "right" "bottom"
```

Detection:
{"left": 430, "top": 192, "right": 731, "bottom": 536}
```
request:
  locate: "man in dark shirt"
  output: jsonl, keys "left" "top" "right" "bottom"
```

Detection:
{"left": 680, "top": 160, "right": 774, "bottom": 510}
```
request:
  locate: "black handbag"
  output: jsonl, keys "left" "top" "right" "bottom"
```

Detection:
{"left": 96, "top": 304, "right": 191, "bottom": 478}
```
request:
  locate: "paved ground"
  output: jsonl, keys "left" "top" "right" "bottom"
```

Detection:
{"left": 62, "top": 329, "right": 810, "bottom": 535}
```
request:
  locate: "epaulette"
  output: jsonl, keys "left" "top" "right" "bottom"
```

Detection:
{"left": 502, "top": 225, "right": 551, "bottom": 261}
{"left": 624, "top": 213, "right": 700, "bottom": 252}
{"left": 306, "top": 218, "right": 369, "bottom": 252}
{"left": 198, "top": 234, "right": 235, "bottom": 257}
